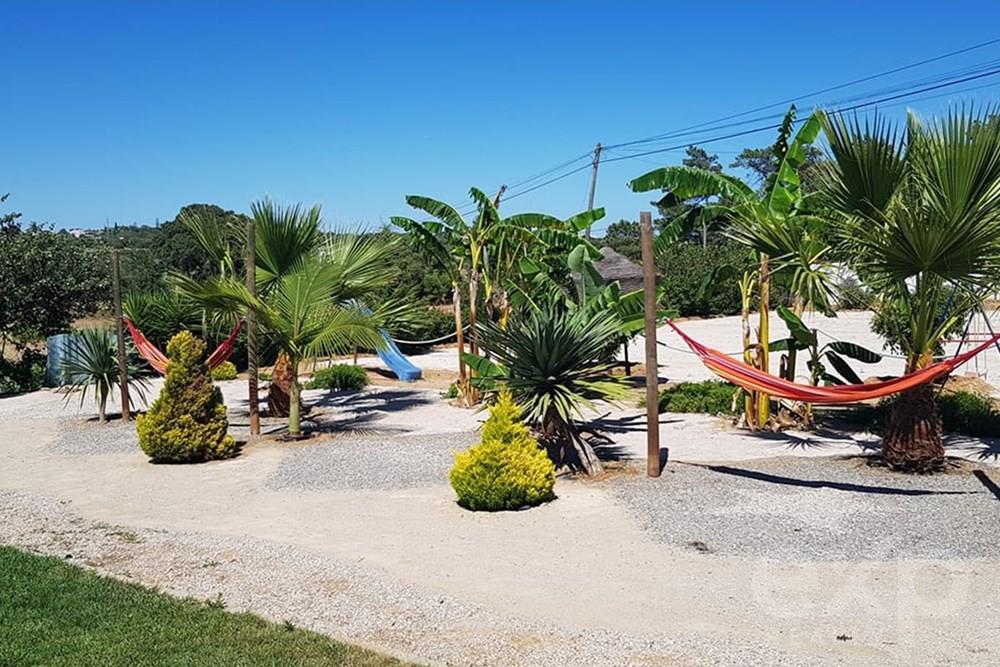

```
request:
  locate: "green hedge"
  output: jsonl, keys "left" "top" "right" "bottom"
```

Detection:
{"left": 657, "top": 381, "right": 740, "bottom": 415}
{"left": 304, "top": 364, "right": 368, "bottom": 391}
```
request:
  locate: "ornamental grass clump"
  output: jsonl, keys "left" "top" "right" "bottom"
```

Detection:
{"left": 137, "top": 331, "right": 237, "bottom": 463}
{"left": 449, "top": 389, "right": 556, "bottom": 511}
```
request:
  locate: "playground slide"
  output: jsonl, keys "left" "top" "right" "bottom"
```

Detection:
{"left": 377, "top": 329, "right": 422, "bottom": 381}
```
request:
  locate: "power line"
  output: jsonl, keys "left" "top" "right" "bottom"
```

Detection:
{"left": 604, "top": 36, "right": 1000, "bottom": 150}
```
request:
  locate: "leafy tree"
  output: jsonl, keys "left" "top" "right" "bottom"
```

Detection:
{"left": 1, "top": 193, "right": 21, "bottom": 235}
{"left": 0, "top": 223, "right": 106, "bottom": 356}
{"left": 600, "top": 220, "right": 641, "bottom": 261}
{"left": 730, "top": 144, "right": 824, "bottom": 191}
{"left": 821, "top": 107, "right": 1000, "bottom": 470}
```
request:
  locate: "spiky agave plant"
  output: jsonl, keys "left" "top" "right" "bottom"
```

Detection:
{"left": 467, "top": 305, "right": 629, "bottom": 474}
{"left": 61, "top": 327, "right": 149, "bottom": 422}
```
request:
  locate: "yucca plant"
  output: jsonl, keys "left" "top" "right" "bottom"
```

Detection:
{"left": 821, "top": 106, "right": 1000, "bottom": 470}
{"left": 61, "top": 327, "right": 149, "bottom": 422}
{"left": 466, "top": 305, "right": 629, "bottom": 474}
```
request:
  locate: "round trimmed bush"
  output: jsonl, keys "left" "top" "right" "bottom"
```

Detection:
{"left": 137, "top": 331, "right": 237, "bottom": 463}
{"left": 304, "top": 364, "right": 368, "bottom": 391}
{"left": 209, "top": 360, "right": 238, "bottom": 381}
{"left": 449, "top": 390, "right": 556, "bottom": 511}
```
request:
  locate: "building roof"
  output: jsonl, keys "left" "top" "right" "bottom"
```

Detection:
{"left": 594, "top": 246, "right": 645, "bottom": 292}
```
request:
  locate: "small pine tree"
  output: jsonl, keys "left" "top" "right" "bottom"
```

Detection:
{"left": 481, "top": 388, "right": 533, "bottom": 445}
{"left": 449, "top": 389, "right": 556, "bottom": 511}
{"left": 137, "top": 331, "right": 237, "bottom": 462}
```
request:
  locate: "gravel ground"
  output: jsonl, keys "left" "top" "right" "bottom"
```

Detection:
{"left": 48, "top": 418, "right": 139, "bottom": 455}
{"left": 0, "top": 489, "right": 819, "bottom": 667}
{"left": 612, "top": 456, "right": 1000, "bottom": 561}
{"left": 266, "top": 432, "right": 479, "bottom": 491}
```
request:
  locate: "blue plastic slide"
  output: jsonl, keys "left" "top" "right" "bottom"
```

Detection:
{"left": 377, "top": 329, "right": 422, "bottom": 381}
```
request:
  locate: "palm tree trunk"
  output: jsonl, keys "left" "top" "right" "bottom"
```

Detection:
{"left": 268, "top": 353, "right": 293, "bottom": 417}
{"left": 288, "top": 365, "right": 302, "bottom": 437}
{"left": 467, "top": 273, "right": 480, "bottom": 404}
{"left": 541, "top": 410, "right": 603, "bottom": 475}
{"left": 98, "top": 388, "right": 108, "bottom": 423}
{"left": 740, "top": 275, "right": 756, "bottom": 428}
{"left": 452, "top": 283, "right": 468, "bottom": 403}
{"left": 882, "top": 383, "right": 945, "bottom": 471}
{"left": 757, "top": 254, "right": 771, "bottom": 427}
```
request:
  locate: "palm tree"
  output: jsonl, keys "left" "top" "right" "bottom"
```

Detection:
{"left": 61, "top": 327, "right": 149, "bottom": 422}
{"left": 178, "top": 199, "right": 398, "bottom": 436}
{"left": 629, "top": 106, "right": 831, "bottom": 427}
{"left": 820, "top": 107, "right": 1000, "bottom": 470}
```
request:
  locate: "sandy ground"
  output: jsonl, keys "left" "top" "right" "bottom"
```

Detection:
{"left": 2, "top": 310, "right": 999, "bottom": 665}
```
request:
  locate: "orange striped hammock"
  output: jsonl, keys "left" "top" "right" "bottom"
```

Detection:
{"left": 666, "top": 320, "right": 1000, "bottom": 404}
{"left": 124, "top": 317, "right": 244, "bottom": 375}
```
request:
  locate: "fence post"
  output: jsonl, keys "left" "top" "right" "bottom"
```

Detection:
{"left": 246, "top": 219, "right": 260, "bottom": 438}
{"left": 112, "top": 249, "right": 131, "bottom": 421}
{"left": 640, "top": 212, "right": 661, "bottom": 477}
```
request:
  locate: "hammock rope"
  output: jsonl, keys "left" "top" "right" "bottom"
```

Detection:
{"left": 666, "top": 320, "right": 1000, "bottom": 405}
{"left": 123, "top": 317, "right": 244, "bottom": 375}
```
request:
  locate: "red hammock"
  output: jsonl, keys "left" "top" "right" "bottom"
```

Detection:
{"left": 124, "top": 317, "right": 244, "bottom": 375}
{"left": 666, "top": 320, "right": 1000, "bottom": 404}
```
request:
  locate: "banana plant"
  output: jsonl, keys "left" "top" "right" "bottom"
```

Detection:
{"left": 771, "top": 305, "right": 882, "bottom": 387}
{"left": 629, "top": 105, "right": 831, "bottom": 428}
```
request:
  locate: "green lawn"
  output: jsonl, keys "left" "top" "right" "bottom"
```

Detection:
{"left": 0, "top": 546, "right": 414, "bottom": 666}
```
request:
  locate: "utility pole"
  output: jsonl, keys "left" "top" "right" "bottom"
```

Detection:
{"left": 246, "top": 219, "right": 260, "bottom": 438}
{"left": 585, "top": 142, "right": 602, "bottom": 238}
{"left": 111, "top": 249, "right": 131, "bottom": 421}
{"left": 640, "top": 212, "right": 661, "bottom": 477}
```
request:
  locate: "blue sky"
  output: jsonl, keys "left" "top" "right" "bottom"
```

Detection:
{"left": 6, "top": 2, "right": 1000, "bottom": 234}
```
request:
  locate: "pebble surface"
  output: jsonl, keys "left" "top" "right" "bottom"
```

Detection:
{"left": 612, "top": 456, "right": 1000, "bottom": 561}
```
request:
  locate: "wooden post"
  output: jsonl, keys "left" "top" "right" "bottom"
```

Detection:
{"left": 246, "top": 220, "right": 260, "bottom": 438}
{"left": 640, "top": 212, "right": 661, "bottom": 477}
{"left": 111, "top": 249, "right": 130, "bottom": 421}
{"left": 584, "top": 142, "right": 602, "bottom": 238}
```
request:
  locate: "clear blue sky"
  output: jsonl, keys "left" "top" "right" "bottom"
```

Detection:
{"left": 6, "top": 1, "right": 1000, "bottom": 234}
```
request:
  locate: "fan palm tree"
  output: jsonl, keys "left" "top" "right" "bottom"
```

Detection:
{"left": 820, "top": 107, "right": 1000, "bottom": 470}
{"left": 629, "top": 106, "right": 831, "bottom": 427}
{"left": 178, "top": 199, "right": 398, "bottom": 436}
{"left": 61, "top": 327, "right": 149, "bottom": 422}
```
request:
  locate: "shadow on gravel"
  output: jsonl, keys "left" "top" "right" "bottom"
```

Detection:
{"left": 746, "top": 428, "right": 880, "bottom": 452}
{"left": 946, "top": 434, "right": 1000, "bottom": 461}
{"left": 973, "top": 470, "right": 1000, "bottom": 501}
{"left": 686, "top": 463, "right": 979, "bottom": 496}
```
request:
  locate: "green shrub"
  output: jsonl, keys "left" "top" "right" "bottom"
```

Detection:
{"left": 938, "top": 390, "right": 1000, "bottom": 438}
{"left": 390, "top": 306, "right": 455, "bottom": 343}
{"left": 442, "top": 382, "right": 459, "bottom": 399}
{"left": 209, "top": 360, "right": 238, "bottom": 381}
{"left": 137, "top": 331, "right": 237, "bottom": 463}
{"left": 657, "top": 381, "right": 739, "bottom": 415}
{"left": 656, "top": 239, "right": 754, "bottom": 316}
{"left": 0, "top": 351, "right": 45, "bottom": 396}
{"left": 449, "top": 390, "right": 556, "bottom": 511}
{"left": 304, "top": 364, "right": 368, "bottom": 391}
{"left": 835, "top": 389, "right": 1000, "bottom": 439}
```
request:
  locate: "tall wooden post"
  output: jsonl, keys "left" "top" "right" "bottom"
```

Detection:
{"left": 246, "top": 219, "right": 260, "bottom": 438}
{"left": 640, "top": 212, "right": 661, "bottom": 477}
{"left": 584, "top": 142, "right": 602, "bottom": 238}
{"left": 111, "top": 249, "right": 130, "bottom": 421}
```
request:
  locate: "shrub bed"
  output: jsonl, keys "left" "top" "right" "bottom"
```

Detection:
{"left": 657, "top": 381, "right": 739, "bottom": 415}
{"left": 304, "top": 364, "right": 368, "bottom": 391}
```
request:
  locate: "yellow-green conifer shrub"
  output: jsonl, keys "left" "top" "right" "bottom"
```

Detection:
{"left": 449, "top": 389, "right": 556, "bottom": 511}
{"left": 209, "top": 360, "right": 238, "bottom": 381}
{"left": 137, "top": 331, "right": 237, "bottom": 462}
